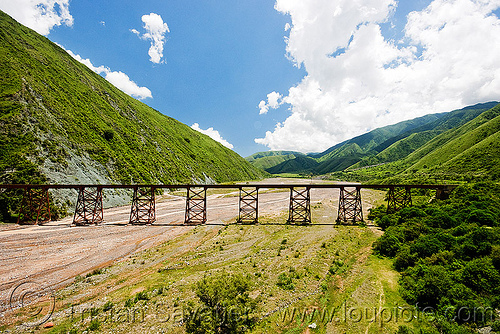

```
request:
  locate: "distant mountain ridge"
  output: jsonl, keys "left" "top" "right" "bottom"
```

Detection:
{"left": 392, "top": 103, "right": 500, "bottom": 182}
{"left": 247, "top": 101, "right": 499, "bottom": 179}
{"left": 0, "top": 10, "right": 266, "bottom": 220}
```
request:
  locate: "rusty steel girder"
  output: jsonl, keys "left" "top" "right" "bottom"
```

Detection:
{"left": 337, "top": 186, "right": 363, "bottom": 223}
{"left": 237, "top": 187, "right": 258, "bottom": 224}
{"left": 129, "top": 186, "right": 156, "bottom": 225}
{"left": 17, "top": 187, "right": 51, "bottom": 225}
{"left": 184, "top": 187, "right": 207, "bottom": 225}
{"left": 287, "top": 187, "right": 311, "bottom": 224}
{"left": 73, "top": 187, "right": 103, "bottom": 225}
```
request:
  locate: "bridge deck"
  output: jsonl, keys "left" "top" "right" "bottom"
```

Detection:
{"left": 0, "top": 183, "right": 454, "bottom": 190}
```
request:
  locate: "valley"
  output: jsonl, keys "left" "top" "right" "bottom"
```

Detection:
{"left": 1, "top": 5, "right": 500, "bottom": 334}
{"left": 0, "top": 179, "right": 391, "bottom": 333}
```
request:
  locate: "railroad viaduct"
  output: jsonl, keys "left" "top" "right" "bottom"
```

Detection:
{"left": 0, "top": 183, "right": 456, "bottom": 226}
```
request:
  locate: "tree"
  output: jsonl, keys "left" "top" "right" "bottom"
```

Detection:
{"left": 184, "top": 271, "right": 258, "bottom": 334}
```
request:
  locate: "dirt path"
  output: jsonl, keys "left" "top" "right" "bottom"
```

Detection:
{"left": 0, "top": 179, "right": 384, "bottom": 313}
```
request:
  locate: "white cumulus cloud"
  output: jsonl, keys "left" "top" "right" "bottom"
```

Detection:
{"left": 258, "top": 91, "right": 283, "bottom": 114}
{"left": 191, "top": 123, "right": 234, "bottom": 149}
{"left": 132, "top": 13, "right": 170, "bottom": 64}
{"left": 65, "top": 48, "right": 152, "bottom": 100}
{"left": 258, "top": 100, "right": 269, "bottom": 115}
{"left": 256, "top": 0, "right": 500, "bottom": 153}
{"left": 0, "top": 0, "right": 73, "bottom": 35}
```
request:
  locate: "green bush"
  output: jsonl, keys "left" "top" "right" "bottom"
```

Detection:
{"left": 184, "top": 271, "right": 257, "bottom": 334}
{"left": 87, "top": 318, "right": 101, "bottom": 331}
{"left": 373, "top": 232, "right": 401, "bottom": 257}
{"left": 102, "top": 301, "right": 114, "bottom": 312}
{"left": 134, "top": 291, "right": 149, "bottom": 302}
{"left": 375, "top": 182, "right": 500, "bottom": 329}
{"left": 276, "top": 272, "right": 295, "bottom": 290}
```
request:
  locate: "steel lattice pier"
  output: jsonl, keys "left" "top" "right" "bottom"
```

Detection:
{"left": 73, "top": 187, "right": 103, "bottom": 225}
{"left": 2, "top": 183, "right": 456, "bottom": 225}
{"left": 185, "top": 187, "right": 207, "bottom": 225}
{"left": 130, "top": 186, "right": 156, "bottom": 224}
{"left": 387, "top": 186, "right": 412, "bottom": 214}
{"left": 337, "top": 186, "right": 363, "bottom": 223}
{"left": 17, "top": 187, "right": 51, "bottom": 225}
{"left": 287, "top": 187, "right": 311, "bottom": 224}
{"left": 238, "top": 187, "right": 258, "bottom": 224}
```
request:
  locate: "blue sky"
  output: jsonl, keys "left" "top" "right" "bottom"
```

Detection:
{"left": 1, "top": 0, "right": 500, "bottom": 156}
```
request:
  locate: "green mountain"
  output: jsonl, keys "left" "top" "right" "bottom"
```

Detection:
{"left": 339, "top": 102, "right": 500, "bottom": 183}
{"left": 249, "top": 102, "right": 498, "bottom": 176}
{"left": 0, "top": 10, "right": 266, "bottom": 220}
{"left": 266, "top": 155, "right": 318, "bottom": 174}
{"left": 352, "top": 102, "right": 498, "bottom": 168}
{"left": 249, "top": 113, "right": 447, "bottom": 174}
{"left": 311, "top": 112, "right": 447, "bottom": 161}
{"left": 399, "top": 103, "right": 500, "bottom": 181}
{"left": 245, "top": 151, "right": 305, "bottom": 170}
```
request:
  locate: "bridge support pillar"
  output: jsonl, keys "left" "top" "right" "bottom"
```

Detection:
{"left": 337, "top": 186, "right": 363, "bottom": 223}
{"left": 130, "top": 186, "right": 156, "bottom": 225}
{"left": 237, "top": 187, "right": 258, "bottom": 224}
{"left": 73, "top": 187, "right": 103, "bottom": 225}
{"left": 185, "top": 187, "right": 207, "bottom": 225}
{"left": 387, "top": 186, "right": 412, "bottom": 213}
{"left": 436, "top": 185, "right": 456, "bottom": 200}
{"left": 287, "top": 187, "right": 311, "bottom": 224}
{"left": 17, "top": 187, "right": 51, "bottom": 225}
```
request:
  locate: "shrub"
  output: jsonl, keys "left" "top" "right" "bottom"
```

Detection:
{"left": 184, "top": 271, "right": 257, "bottom": 334}
{"left": 124, "top": 298, "right": 135, "bottom": 308}
{"left": 276, "top": 272, "right": 295, "bottom": 290}
{"left": 399, "top": 206, "right": 426, "bottom": 219}
{"left": 102, "top": 301, "right": 114, "bottom": 312}
{"left": 491, "top": 320, "right": 500, "bottom": 332}
{"left": 87, "top": 318, "right": 101, "bottom": 331}
{"left": 103, "top": 129, "right": 114, "bottom": 141}
{"left": 425, "top": 210, "right": 457, "bottom": 229}
{"left": 411, "top": 235, "right": 444, "bottom": 258}
{"left": 376, "top": 214, "right": 398, "bottom": 230}
{"left": 375, "top": 182, "right": 500, "bottom": 330}
{"left": 134, "top": 291, "right": 149, "bottom": 302}
{"left": 373, "top": 233, "right": 401, "bottom": 257}
{"left": 467, "top": 209, "right": 496, "bottom": 226}
{"left": 393, "top": 245, "right": 416, "bottom": 271}
{"left": 491, "top": 245, "right": 500, "bottom": 270}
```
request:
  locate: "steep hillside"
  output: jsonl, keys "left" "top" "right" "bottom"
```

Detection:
{"left": 338, "top": 103, "right": 500, "bottom": 183}
{"left": 245, "top": 151, "right": 304, "bottom": 170}
{"left": 403, "top": 104, "right": 500, "bottom": 168}
{"left": 266, "top": 155, "right": 318, "bottom": 174}
{"left": 352, "top": 131, "right": 439, "bottom": 168}
{"left": 0, "top": 11, "right": 266, "bottom": 219}
{"left": 371, "top": 102, "right": 497, "bottom": 154}
{"left": 311, "top": 112, "right": 446, "bottom": 161}
{"left": 404, "top": 104, "right": 500, "bottom": 180}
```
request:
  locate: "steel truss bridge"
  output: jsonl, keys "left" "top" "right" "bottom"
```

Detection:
{"left": 0, "top": 183, "right": 456, "bottom": 226}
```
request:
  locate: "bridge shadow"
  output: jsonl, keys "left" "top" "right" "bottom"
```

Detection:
{"left": 51, "top": 221, "right": 373, "bottom": 228}
{"left": 132, "top": 221, "right": 369, "bottom": 227}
